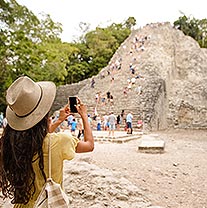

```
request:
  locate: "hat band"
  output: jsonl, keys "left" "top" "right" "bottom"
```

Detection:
{"left": 14, "top": 85, "right": 43, "bottom": 118}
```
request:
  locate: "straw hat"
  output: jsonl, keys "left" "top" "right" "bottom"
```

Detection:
{"left": 6, "top": 76, "right": 56, "bottom": 131}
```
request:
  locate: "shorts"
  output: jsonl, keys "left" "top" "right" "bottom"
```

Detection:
{"left": 109, "top": 123, "right": 116, "bottom": 130}
{"left": 106, "top": 122, "right": 110, "bottom": 127}
{"left": 127, "top": 122, "right": 132, "bottom": 129}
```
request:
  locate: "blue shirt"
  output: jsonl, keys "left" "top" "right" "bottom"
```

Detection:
{"left": 126, "top": 113, "right": 133, "bottom": 123}
{"left": 71, "top": 121, "right": 77, "bottom": 131}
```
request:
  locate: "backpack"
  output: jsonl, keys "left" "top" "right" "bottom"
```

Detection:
{"left": 34, "top": 136, "right": 69, "bottom": 208}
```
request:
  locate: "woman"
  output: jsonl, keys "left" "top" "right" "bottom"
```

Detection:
{"left": 0, "top": 76, "right": 94, "bottom": 207}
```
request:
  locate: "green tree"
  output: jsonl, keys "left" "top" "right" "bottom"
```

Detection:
{"left": 174, "top": 14, "right": 207, "bottom": 48}
{"left": 0, "top": 0, "right": 64, "bottom": 111}
{"left": 65, "top": 43, "right": 91, "bottom": 84}
{"left": 65, "top": 20, "right": 131, "bottom": 84}
{"left": 124, "top": 17, "right": 136, "bottom": 29}
{"left": 0, "top": 0, "right": 135, "bottom": 112}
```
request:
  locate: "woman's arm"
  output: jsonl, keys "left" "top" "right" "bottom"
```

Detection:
{"left": 75, "top": 99, "right": 94, "bottom": 153}
{"left": 48, "top": 99, "right": 94, "bottom": 153}
{"left": 49, "top": 105, "right": 70, "bottom": 133}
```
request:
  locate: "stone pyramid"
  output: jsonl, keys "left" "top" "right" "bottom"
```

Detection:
{"left": 53, "top": 22, "right": 207, "bottom": 131}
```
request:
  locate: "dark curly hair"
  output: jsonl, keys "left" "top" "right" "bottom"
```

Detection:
{"left": 0, "top": 114, "right": 49, "bottom": 204}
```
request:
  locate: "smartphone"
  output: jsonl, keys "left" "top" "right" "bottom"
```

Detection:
{"left": 69, "top": 96, "right": 78, "bottom": 113}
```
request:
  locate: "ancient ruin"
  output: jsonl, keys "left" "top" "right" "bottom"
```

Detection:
{"left": 53, "top": 22, "right": 207, "bottom": 131}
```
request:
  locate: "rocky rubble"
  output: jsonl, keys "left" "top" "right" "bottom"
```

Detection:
{"left": 63, "top": 158, "right": 162, "bottom": 208}
{"left": 0, "top": 157, "right": 164, "bottom": 208}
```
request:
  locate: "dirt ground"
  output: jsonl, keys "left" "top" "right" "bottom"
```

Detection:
{"left": 80, "top": 129, "right": 207, "bottom": 208}
{"left": 1, "top": 129, "right": 207, "bottom": 208}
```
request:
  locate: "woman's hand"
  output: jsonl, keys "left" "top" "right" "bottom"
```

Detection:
{"left": 58, "top": 104, "right": 70, "bottom": 123}
{"left": 75, "top": 98, "right": 94, "bottom": 153}
{"left": 49, "top": 105, "right": 70, "bottom": 133}
{"left": 75, "top": 98, "right": 87, "bottom": 119}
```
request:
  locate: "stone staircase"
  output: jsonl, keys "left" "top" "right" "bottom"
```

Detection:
{"left": 76, "top": 25, "right": 168, "bottom": 130}
{"left": 53, "top": 23, "right": 169, "bottom": 130}
{"left": 53, "top": 22, "right": 207, "bottom": 131}
{"left": 74, "top": 37, "right": 149, "bottom": 128}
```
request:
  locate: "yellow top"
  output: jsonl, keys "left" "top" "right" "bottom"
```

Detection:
{"left": 14, "top": 132, "right": 79, "bottom": 208}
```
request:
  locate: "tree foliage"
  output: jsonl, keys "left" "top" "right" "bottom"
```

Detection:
{"left": 0, "top": 0, "right": 133, "bottom": 112}
{"left": 2, "top": 2, "right": 207, "bottom": 115}
{"left": 124, "top": 17, "right": 136, "bottom": 29}
{"left": 0, "top": 0, "right": 71, "bottom": 111}
{"left": 174, "top": 14, "right": 207, "bottom": 48}
{"left": 65, "top": 21, "right": 131, "bottom": 84}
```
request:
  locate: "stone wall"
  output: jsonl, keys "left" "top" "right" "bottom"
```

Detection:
{"left": 51, "top": 79, "right": 89, "bottom": 112}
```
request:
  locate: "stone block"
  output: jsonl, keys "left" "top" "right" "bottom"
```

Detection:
{"left": 138, "top": 140, "right": 165, "bottom": 153}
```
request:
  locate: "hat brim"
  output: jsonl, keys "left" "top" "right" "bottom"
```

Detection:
{"left": 6, "top": 81, "right": 56, "bottom": 131}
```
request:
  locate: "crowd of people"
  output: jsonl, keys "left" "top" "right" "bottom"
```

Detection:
{"left": 85, "top": 30, "right": 148, "bottom": 136}
{"left": 49, "top": 108, "right": 143, "bottom": 139}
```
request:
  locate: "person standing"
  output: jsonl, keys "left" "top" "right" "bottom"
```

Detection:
{"left": 60, "top": 118, "right": 68, "bottom": 132}
{"left": 106, "top": 91, "right": 111, "bottom": 104}
{"left": 116, "top": 115, "right": 121, "bottom": 131}
{"left": 87, "top": 114, "right": 92, "bottom": 128}
{"left": 91, "top": 77, "right": 95, "bottom": 88}
{"left": 120, "top": 109, "right": 126, "bottom": 128}
{"left": 0, "top": 76, "right": 94, "bottom": 207}
{"left": 103, "top": 113, "right": 109, "bottom": 131}
{"left": 96, "top": 114, "right": 102, "bottom": 131}
{"left": 67, "top": 113, "right": 74, "bottom": 130}
{"left": 71, "top": 118, "right": 77, "bottom": 135}
{"left": 108, "top": 111, "right": 116, "bottom": 137}
{"left": 126, "top": 112, "right": 133, "bottom": 134}
{"left": 137, "top": 119, "right": 143, "bottom": 131}
{"left": 77, "top": 118, "right": 84, "bottom": 139}
{"left": 110, "top": 94, "right": 114, "bottom": 106}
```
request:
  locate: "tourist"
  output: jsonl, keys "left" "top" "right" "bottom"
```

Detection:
{"left": 96, "top": 114, "right": 102, "bottom": 131}
{"left": 71, "top": 118, "right": 77, "bottom": 135}
{"left": 108, "top": 111, "right": 116, "bottom": 137}
{"left": 0, "top": 76, "right": 94, "bottom": 207}
{"left": 103, "top": 113, "right": 109, "bottom": 131}
{"left": 120, "top": 109, "right": 125, "bottom": 125}
{"left": 77, "top": 118, "right": 84, "bottom": 139}
{"left": 91, "top": 77, "right": 95, "bottom": 88}
{"left": 137, "top": 119, "right": 143, "bottom": 131}
{"left": 106, "top": 91, "right": 111, "bottom": 103}
{"left": 101, "top": 95, "right": 106, "bottom": 106}
{"left": 67, "top": 113, "right": 74, "bottom": 129}
{"left": 88, "top": 114, "right": 92, "bottom": 128}
{"left": 116, "top": 115, "right": 121, "bottom": 131}
{"left": 110, "top": 94, "right": 114, "bottom": 106}
{"left": 123, "top": 87, "right": 128, "bottom": 97}
{"left": 60, "top": 118, "right": 68, "bottom": 132}
{"left": 126, "top": 112, "right": 133, "bottom": 134}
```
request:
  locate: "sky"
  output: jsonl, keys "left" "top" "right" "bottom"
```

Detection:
{"left": 16, "top": 0, "right": 207, "bottom": 42}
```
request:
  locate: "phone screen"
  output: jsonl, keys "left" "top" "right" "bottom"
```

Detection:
{"left": 69, "top": 97, "right": 78, "bottom": 113}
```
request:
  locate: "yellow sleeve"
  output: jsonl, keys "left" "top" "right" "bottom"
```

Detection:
{"left": 58, "top": 132, "right": 79, "bottom": 160}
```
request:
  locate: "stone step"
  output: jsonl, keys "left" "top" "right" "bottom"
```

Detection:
{"left": 138, "top": 135, "right": 165, "bottom": 153}
{"left": 93, "top": 131, "right": 143, "bottom": 143}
